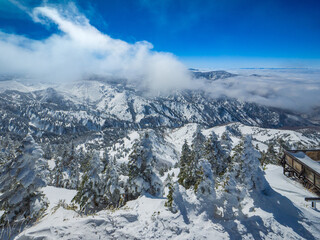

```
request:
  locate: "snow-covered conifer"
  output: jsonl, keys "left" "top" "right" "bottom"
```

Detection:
{"left": 219, "top": 140, "right": 244, "bottom": 219}
{"left": 178, "top": 140, "right": 191, "bottom": 181}
{"left": 195, "top": 159, "right": 216, "bottom": 197}
{"left": 164, "top": 173, "right": 176, "bottom": 211}
{"left": 262, "top": 142, "right": 278, "bottom": 165}
{"left": 102, "top": 149, "right": 110, "bottom": 171}
{"left": 203, "top": 132, "right": 228, "bottom": 175}
{"left": 177, "top": 138, "right": 211, "bottom": 193}
{"left": 226, "top": 124, "right": 242, "bottom": 137}
{"left": 240, "top": 135, "right": 268, "bottom": 192}
{"left": 52, "top": 156, "right": 63, "bottom": 187}
{"left": 0, "top": 134, "right": 48, "bottom": 224}
{"left": 43, "top": 144, "right": 53, "bottom": 160}
{"left": 103, "top": 157, "right": 123, "bottom": 207}
{"left": 220, "top": 131, "right": 233, "bottom": 156}
{"left": 73, "top": 150, "right": 105, "bottom": 214}
{"left": 177, "top": 140, "right": 197, "bottom": 189}
{"left": 127, "top": 132, "right": 162, "bottom": 200}
{"left": 52, "top": 143, "right": 80, "bottom": 189}
{"left": 220, "top": 135, "right": 269, "bottom": 219}
{"left": 191, "top": 125, "right": 206, "bottom": 159}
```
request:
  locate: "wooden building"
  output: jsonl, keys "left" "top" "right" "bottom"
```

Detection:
{"left": 281, "top": 149, "right": 320, "bottom": 192}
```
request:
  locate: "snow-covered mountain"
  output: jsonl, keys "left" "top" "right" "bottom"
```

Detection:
{"left": 192, "top": 70, "right": 238, "bottom": 81}
{"left": 0, "top": 75, "right": 317, "bottom": 138}
{"left": 1, "top": 71, "right": 320, "bottom": 240}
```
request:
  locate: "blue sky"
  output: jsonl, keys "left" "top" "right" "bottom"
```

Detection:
{"left": 0, "top": 0, "right": 320, "bottom": 68}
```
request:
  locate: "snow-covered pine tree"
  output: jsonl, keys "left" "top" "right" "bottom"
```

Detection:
{"left": 277, "top": 137, "right": 291, "bottom": 158}
{"left": 164, "top": 173, "right": 176, "bottom": 211}
{"left": 63, "top": 143, "right": 80, "bottom": 189}
{"left": 226, "top": 124, "right": 242, "bottom": 137}
{"left": 52, "top": 143, "right": 80, "bottom": 189}
{"left": 191, "top": 125, "right": 206, "bottom": 159}
{"left": 43, "top": 144, "right": 53, "bottom": 160}
{"left": 194, "top": 159, "right": 217, "bottom": 217}
{"left": 51, "top": 144, "right": 67, "bottom": 187}
{"left": 220, "top": 131, "right": 233, "bottom": 156}
{"left": 203, "top": 132, "right": 228, "bottom": 176}
{"left": 177, "top": 140, "right": 196, "bottom": 189}
{"left": 79, "top": 148, "right": 91, "bottom": 173}
{"left": 262, "top": 142, "right": 278, "bottom": 165}
{"left": 240, "top": 135, "right": 268, "bottom": 192}
{"left": 73, "top": 150, "right": 105, "bottom": 214}
{"left": 177, "top": 137, "right": 210, "bottom": 194}
{"left": 101, "top": 149, "right": 110, "bottom": 172}
{"left": 219, "top": 139, "right": 244, "bottom": 219}
{"left": 103, "top": 156, "right": 123, "bottom": 207}
{"left": 52, "top": 156, "right": 64, "bottom": 187}
{"left": 0, "top": 134, "right": 48, "bottom": 224}
{"left": 127, "top": 132, "right": 162, "bottom": 200}
{"left": 178, "top": 127, "right": 210, "bottom": 191}
{"left": 195, "top": 159, "right": 216, "bottom": 197}
{"left": 220, "top": 135, "right": 269, "bottom": 219}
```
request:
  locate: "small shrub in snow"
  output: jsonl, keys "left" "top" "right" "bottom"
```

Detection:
{"left": 52, "top": 200, "right": 77, "bottom": 213}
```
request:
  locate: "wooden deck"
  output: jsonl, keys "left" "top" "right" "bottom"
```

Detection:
{"left": 281, "top": 149, "right": 320, "bottom": 193}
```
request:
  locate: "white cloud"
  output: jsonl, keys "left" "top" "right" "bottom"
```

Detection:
{"left": 0, "top": 3, "right": 193, "bottom": 92}
{"left": 203, "top": 69, "right": 320, "bottom": 111}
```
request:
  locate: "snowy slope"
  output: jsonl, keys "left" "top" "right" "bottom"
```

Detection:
{"left": 1, "top": 76, "right": 320, "bottom": 239}
{"left": 106, "top": 123, "right": 320, "bottom": 169}
{"left": 16, "top": 165, "right": 320, "bottom": 239}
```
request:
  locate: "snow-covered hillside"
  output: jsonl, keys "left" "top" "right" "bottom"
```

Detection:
{"left": 107, "top": 123, "right": 320, "bottom": 167}
{"left": 0, "top": 122, "right": 317, "bottom": 239}
{"left": 15, "top": 164, "right": 320, "bottom": 240}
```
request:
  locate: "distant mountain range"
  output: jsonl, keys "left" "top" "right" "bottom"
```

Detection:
{"left": 0, "top": 70, "right": 318, "bottom": 138}
{"left": 192, "top": 70, "right": 237, "bottom": 80}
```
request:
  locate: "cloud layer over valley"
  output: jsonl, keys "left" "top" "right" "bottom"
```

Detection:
{"left": 203, "top": 69, "right": 320, "bottom": 112}
{"left": 0, "top": 2, "right": 320, "bottom": 112}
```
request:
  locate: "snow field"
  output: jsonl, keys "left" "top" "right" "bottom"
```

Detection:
{"left": 14, "top": 123, "right": 320, "bottom": 239}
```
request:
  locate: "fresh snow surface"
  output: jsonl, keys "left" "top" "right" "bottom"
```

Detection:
{"left": 0, "top": 80, "right": 50, "bottom": 93}
{"left": 265, "top": 165, "right": 319, "bottom": 206}
{"left": 42, "top": 186, "right": 77, "bottom": 212}
{"left": 17, "top": 165, "right": 320, "bottom": 239}
{"left": 290, "top": 151, "right": 320, "bottom": 175}
{"left": 47, "top": 159, "right": 55, "bottom": 171}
